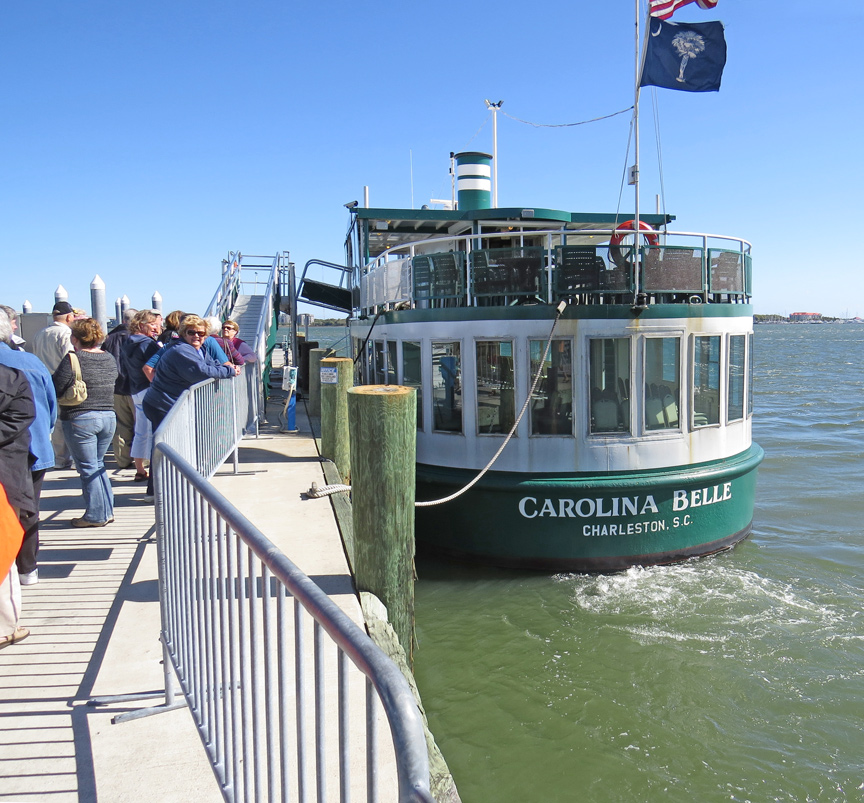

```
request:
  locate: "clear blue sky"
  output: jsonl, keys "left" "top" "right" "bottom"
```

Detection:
{"left": 2, "top": 1, "right": 861, "bottom": 318}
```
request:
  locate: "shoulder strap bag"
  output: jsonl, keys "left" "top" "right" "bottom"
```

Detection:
{"left": 58, "top": 352, "right": 88, "bottom": 407}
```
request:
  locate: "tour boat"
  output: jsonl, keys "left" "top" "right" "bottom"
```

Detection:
{"left": 300, "top": 148, "right": 762, "bottom": 570}
{"left": 299, "top": 5, "right": 762, "bottom": 570}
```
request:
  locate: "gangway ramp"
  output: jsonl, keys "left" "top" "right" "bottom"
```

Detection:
{"left": 229, "top": 294, "right": 266, "bottom": 343}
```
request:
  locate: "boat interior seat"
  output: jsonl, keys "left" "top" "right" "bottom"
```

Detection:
{"left": 618, "top": 377, "right": 629, "bottom": 400}
{"left": 645, "top": 397, "right": 665, "bottom": 429}
{"left": 662, "top": 394, "right": 679, "bottom": 427}
{"left": 592, "top": 398, "right": 620, "bottom": 431}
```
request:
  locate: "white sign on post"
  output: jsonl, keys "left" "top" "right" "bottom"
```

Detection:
{"left": 320, "top": 366, "right": 339, "bottom": 385}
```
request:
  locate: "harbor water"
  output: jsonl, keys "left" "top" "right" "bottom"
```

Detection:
{"left": 413, "top": 324, "right": 864, "bottom": 802}
{"left": 302, "top": 324, "right": 351, "bottom": 357}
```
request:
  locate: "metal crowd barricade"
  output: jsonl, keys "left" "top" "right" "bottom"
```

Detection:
{"left": 153, "top": 443, "right": 434, "bottom": 803}
{"left": 91, "top": 358, "right": 434, "bottom": 801}
{"left": 152, "top": 364, "right": 258, "bottom": 480}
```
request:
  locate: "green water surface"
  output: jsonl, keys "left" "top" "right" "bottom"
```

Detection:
{"left": 414, "top": 324, "right": 864, "bottom": 802}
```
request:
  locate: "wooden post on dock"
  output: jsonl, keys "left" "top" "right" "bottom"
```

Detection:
{"left": 348, "top": 385, "right": 417, "bottom": 661}
{"left": 308, "top": 348, "right": 327, "bottom": 418}
{"left": 297, "top": 339, "right": 317, "bottom": 392}
{"left": 320, "top": 357, "right": 353, "bottom": 481}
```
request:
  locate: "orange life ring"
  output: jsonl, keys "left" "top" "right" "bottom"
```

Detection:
{"left": 609, "top": 220, "right": 659, "bottom": 270}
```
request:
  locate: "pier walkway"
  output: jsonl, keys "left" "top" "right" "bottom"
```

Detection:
{"left": 0, "top": 398, "right": 365, "bottom": 802}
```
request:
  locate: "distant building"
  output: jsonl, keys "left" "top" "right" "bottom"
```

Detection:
{"left": 789, "top": 312, "right": 822, "bottom": 322}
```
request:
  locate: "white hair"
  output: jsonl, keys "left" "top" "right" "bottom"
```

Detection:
{"left": 0, "top": 311, "right": 12, "bottom": 344}
{"left": 203, "top": 316, "right": 222, "bottom": 335}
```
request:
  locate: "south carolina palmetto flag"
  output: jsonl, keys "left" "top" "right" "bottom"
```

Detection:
{"left": 650, "top": 0, "right": 718, "bottom": 20}
{"left": 640, "top": 18, "right": 727, "bottom": 92}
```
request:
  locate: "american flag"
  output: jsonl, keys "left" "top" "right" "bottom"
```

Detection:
{"left": 649, "top": 0, "right": 719, "bottom": 20}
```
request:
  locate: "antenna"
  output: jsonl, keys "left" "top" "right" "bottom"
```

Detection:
{"left": 484, "top": 100, "right": 503, "bottom": 207}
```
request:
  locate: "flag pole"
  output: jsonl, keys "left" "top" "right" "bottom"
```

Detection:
{"left": 633, "top": 0, "right": 642, "bottom": 301}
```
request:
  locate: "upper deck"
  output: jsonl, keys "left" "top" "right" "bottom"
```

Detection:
{"left": 341, "top": 207, "right": 752, "bottom": 318}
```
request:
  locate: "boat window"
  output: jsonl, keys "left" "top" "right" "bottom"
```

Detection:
{"left": 373, "top": 341, "right": 386, "bottom": 385}
{"left": 476, "top": 341, "right": 515, "bottom": 435}
{"left": 529, "top": 339, "right": 573, "bottom": 435}
{"left": 747, "top": 333, "right": 754, "bottom": 417}
{"left": 402, "top": 341, "right": 423, "bottom": 429}
{"left": 693, "top": 335, "right": 721, "bottom": 427}
{"left": 589, "top": 338, "right": 630, "bottom": 434}
{"left": 644, "top": 337, "right": 681, "bottom": 430}
{"left": 432, "top": 342, "right": 462, "bottom": 433}
{"left": 727, "top": 334, "right": 746, "bottom": 422}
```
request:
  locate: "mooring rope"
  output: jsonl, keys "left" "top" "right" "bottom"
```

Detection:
{"left": 307, "top": 481, "right": 351, "bottom": 498}
{"left": 305, "top": 305, "right": 567, "bottom": 506}
{"left": 416, "top": 303, "right": 567, "bottom": 508}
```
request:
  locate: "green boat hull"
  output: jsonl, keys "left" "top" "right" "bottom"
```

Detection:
{"left": 416, "top": 444, "right": 764, "bottom": 572}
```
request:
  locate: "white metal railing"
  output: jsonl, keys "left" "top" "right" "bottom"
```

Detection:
{"left": 151, "top": 443, "right": 434, "bottom": 803}
{"left": 210, "top": 251, "right": 285, "bottom": 422}
{"left": 358, "top": 227, "right": 752, "bottom": 311}
{"left": 152, "top": 368, "right": 254, "bottom": 479}
{"left": 89, "top": 254, "right": 435, "bottom": 801}
{"left": 206, "top": 251, "right": 244, "bottom": 321}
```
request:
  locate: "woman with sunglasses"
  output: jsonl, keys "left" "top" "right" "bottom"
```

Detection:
{"left": 211, "top": 318, "right": 257, "bottom": 366}
{"left": 142, "top": 315, "right": 240, "bottom": 438}
{"left": 139, "top": 315, "right": 240, "bottom": 501}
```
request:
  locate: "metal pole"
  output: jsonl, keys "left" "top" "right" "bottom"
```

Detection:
{"left": 492, "top": 105, "right": 498, "bottom": 207}
{"left": 634, "top": 0, "right": 641, "bottom": 298}
{"left": 485, "top": 100, "right": 503, "bottom": 208}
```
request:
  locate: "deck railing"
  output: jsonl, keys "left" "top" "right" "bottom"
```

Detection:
{"left": 358, "top": 228, "right": 752, "bottom": 314}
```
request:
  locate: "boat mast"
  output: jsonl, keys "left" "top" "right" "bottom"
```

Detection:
{"left": 633, "top": 0, "right": 642, "bottom": 298}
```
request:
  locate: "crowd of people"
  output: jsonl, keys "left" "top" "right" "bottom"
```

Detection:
{"left": 0, "top": 301, "right": 254, "bottom": 650}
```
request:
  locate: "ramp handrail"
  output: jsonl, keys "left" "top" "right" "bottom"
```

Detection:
{"left": 206, "top": 251, "right": 244, "bottom": 321}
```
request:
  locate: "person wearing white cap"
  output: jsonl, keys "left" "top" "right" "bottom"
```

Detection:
{"left": 33, "top": 301, "right": 76, "bottom": 469}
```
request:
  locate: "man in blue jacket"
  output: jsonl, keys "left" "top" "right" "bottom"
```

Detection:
{"left": 0, "top": 310, "right": 58, "bottom": 586}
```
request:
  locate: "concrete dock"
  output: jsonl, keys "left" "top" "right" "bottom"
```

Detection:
{"left": 0, "top": 399, "right": 368, "bottom": 802}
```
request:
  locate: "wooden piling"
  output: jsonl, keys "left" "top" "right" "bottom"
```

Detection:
{"left": 308, "top": 348, "right": 327, "bottom": 418}
{"left": 297, "top": 339, "right": 317, "bottom": 391}
{"left": 320, "top": 357, "right": 353, "bottom": 481}
{"left": 348, "top": 385, "right": 417, "bottom": 661}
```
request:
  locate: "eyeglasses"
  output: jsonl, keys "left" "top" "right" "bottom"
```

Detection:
{"left": 222, "top": 326, "right": 237, "bottom": 332}
{"left": 186, "top": 330, "right": 207, "bottom": 338}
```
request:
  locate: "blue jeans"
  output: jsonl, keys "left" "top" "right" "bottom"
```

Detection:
{"left": 62, "top": 411, "right": 117, "bottom": 523}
